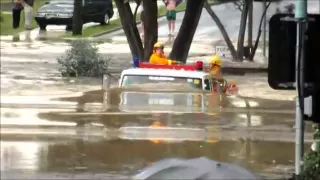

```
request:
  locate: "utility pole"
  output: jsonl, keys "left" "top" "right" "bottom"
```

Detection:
{"left": 294, "top": 0, "right": 307, "bottom": 176}
{"left": 262, "top": 0, "right": 267, "bottom": 57}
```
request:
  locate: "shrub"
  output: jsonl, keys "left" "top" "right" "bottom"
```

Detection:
{"left": 300, "top": 124, "right": 320, "bottom": 180}
{"left": 57, "top": 40, "right": 110, "bottom": 77}
{"left": 288, "top": 125, "right": 320, "bottom": 180}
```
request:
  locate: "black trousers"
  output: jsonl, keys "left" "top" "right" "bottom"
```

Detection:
{"left": 12, "top": 8, "right": 22, "bottom": 29}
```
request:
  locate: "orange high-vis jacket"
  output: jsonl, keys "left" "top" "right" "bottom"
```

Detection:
{"left": 149, "top": 53, "right": 170, "bottom": 64}
{"left": 209, "top": 67, "right": 223, "bottom": 79}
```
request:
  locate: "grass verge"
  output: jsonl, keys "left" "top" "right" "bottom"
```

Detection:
{"left": 64, "top": 2, "right": 187, "bottom": 38}
{"left": 0, "top": 0, "right": 46, "bottom": 36}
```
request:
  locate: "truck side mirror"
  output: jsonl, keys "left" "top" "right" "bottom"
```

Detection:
{"left": 204, "top": 79, "right": 210, "bottom": 91}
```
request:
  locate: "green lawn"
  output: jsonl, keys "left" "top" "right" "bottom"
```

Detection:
{"left": 0, "top": 0, "right": 46, "bottom": 35}
{"left": 65, "top": 2, "right": 187, "bottom": 38}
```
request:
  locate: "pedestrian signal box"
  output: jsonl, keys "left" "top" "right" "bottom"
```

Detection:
{"left": 268, "top": 13, "right": 320, "bottom": 90}
{"left": 311, "top": 86, "right": 320, "bottom": 123}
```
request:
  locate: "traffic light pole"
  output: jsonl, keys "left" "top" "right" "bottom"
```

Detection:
{"left": 262, "top": 0, "right": 267, "bottom": 57}
{"left": 294, "top": 0, "right": 307, "bottom": 176}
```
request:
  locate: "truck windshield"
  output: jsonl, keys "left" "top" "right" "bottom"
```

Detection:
{"left": 121, "top": 75, "right": 203, "bottom": 90}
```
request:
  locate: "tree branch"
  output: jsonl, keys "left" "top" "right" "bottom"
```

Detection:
{"left": 204, "top": 0, "right": 239, "bottom": 60}
{"left": 233, "top": 0, "right": 244, "bottom": 12}
{"left": 133, "top": 0, "right": 141, "bottom": 24}
{"left": 236, "top": 0, "right": 251, "bottom": 60}
{"left": 248, "top": 2, "right": 271, "bottom": 60}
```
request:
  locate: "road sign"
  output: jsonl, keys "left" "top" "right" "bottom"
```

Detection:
{"left": 215, "top": 45, "right": 230, "bottom": 58}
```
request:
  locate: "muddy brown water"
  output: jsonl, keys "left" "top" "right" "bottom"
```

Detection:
{"left": 36, "top": 88, "right": 313, "bottom": 134}
{"left": 0, "top": 88, "right": 313, "bottom": 179}
{"left": 0, "top": 137, "right": 311, "bottom": 179}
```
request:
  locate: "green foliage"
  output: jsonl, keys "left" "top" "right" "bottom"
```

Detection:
{"left": 300, "top": 124, "right": 320, "bottom": 180}
{"left": 57, "top": 40, "right": 110, "bottom": 77}
{"left": 0, "top": 11, "right": 4, "bottom": 22}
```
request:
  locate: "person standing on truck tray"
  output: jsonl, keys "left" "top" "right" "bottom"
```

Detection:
{"left": 165, "top": 0, "right": 177, "bottom": 36}
{"left": 149, "top": 42, "right": 178, "bottom": 65}
{"left": 208, "top": 55, "right": 223, "bottom": 79}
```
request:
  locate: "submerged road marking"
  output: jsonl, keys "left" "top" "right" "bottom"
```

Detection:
{"left": 53, "top": 109, "right": 295, "bottom": 116}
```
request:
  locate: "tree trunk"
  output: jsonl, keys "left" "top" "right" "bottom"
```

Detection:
{"left": 133, "top": 0, "right": 141, "bottom": 23}
{"left": 169, "top": 0, "right": 205, "bottom": 63}
{"left": 204, "top": 0, "right": 239, "bottom": 61}
{"left": 248, "top": 2, "right": 271, "bottom": 61}
{"left": 72, "top": 0, "right": 83, "bottom": 35}
{"left": 114, "top": 0, "right": 144, "bottom": 59}
{"left": 143, "top": 0, "right": 158, "bottom": 61}
{"left": 247, "top": 1, "right": 253, "bottom": 48}
{"left": 236, "top": 0, "right": 251, "bottom": 61}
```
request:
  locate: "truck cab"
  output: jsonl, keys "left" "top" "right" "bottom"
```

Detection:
{"left": 119, "top": 69, "right": 214, "bottom": 91}
{"left": 117, "top": 61, "right": 226, "bottom": 92}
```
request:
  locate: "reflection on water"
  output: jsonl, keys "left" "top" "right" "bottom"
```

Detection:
{"left": 0, "top": 88, "right": 314, "bottom": 142}
{"left": 12, "top": 30, "right": 32, "bottom": 42}
{"left": 0, "top": 138, "right": 309, "bottom": 178}
{"left": 1, "top": 141, "right": 46, "bottom": 171}
{"left": 38, "top": 30, "right": 48, "bottom": 41}
{"left": 0, "top": 108, "right": 76, "bottom": 127}
{"left": 53, "top": 88, "right": 296, "bottom": 114}
{"left": 237, "top": 114, "right": 262, "bottom": 127}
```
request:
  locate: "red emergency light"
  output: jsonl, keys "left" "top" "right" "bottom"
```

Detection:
{"left": 138, "top": 61, "right": 204, "bottom": 71}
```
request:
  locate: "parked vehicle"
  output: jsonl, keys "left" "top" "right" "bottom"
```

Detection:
{"left": 35, "top": 0, "right": 114, "bottom": 31}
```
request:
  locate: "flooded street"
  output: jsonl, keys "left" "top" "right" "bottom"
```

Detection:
{"left": 1, "top": 137, "right": 311, "bottom": 179}
{"left": 0, "top": 41, "right": 312, "bottom": 179}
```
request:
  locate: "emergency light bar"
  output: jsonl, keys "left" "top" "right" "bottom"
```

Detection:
{"left": 132, "top": 57, "right": 203, "bottom": 71}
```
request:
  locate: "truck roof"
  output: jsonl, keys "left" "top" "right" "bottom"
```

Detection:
{"left": 121, "top": 68, "right": 209, "bottom": 79}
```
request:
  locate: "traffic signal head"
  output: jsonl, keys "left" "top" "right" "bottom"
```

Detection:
{"left": 268, "top": 14, "right": 320, "bottom": 90}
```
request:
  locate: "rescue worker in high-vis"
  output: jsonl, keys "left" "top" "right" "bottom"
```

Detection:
{"left": 149, "top": 42, "right": 178, "bottom": 65}
{"left": 208, "top": 55, "right": 223, "bottom": 79}
{"left": 208, "top": 55, "right": 238, "bottom": 94}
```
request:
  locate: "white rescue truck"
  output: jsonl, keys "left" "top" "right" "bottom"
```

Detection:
{"left": 102, "top": 60, "right": 232, "bottom": 113}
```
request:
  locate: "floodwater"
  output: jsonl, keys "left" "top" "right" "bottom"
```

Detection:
{"left": 0, "top": 137, "right": 311, "bottom": 180}
{"left": 0, "top": 41, "right": 313, "bottom": 179}
{"left": 0, "top": 84, "right": 314, "bottom": 179}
